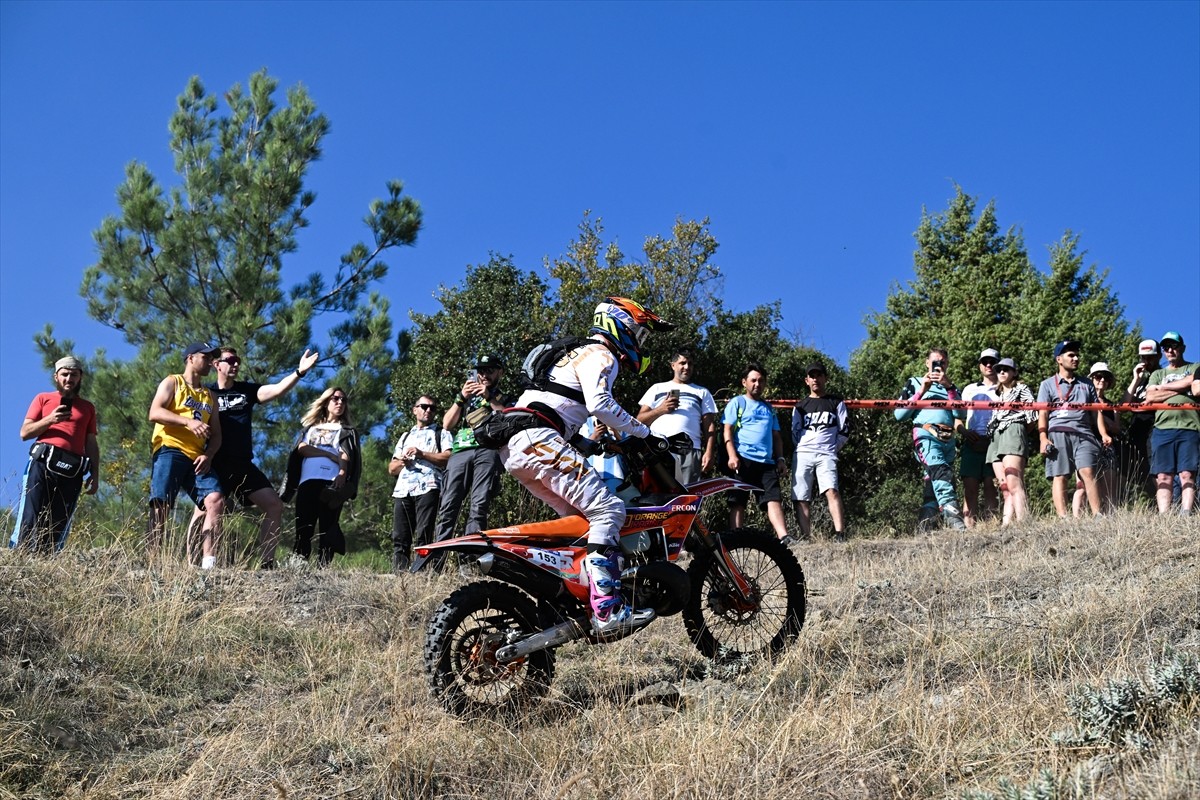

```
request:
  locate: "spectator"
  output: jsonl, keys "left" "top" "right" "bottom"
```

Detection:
{"left": 985, "top": 357, "right": 1035, "bottom": 526}
{"left": 637, "top": 351, "right": 718, "bottom": 485}
{"left": 960, "top": 348, "right": 1001, "bottom": 526}
{"left": 1036, "top": 340, "right": 1108, "bottom": 518}
{"left": 894, "top": 348, "right": 967, "bottom": 531}
{"left": 286, "top": 387, "right": 361, "bottom": 566}
{"left": 789, "top": 361, "right": 849, "bottom": 540}
{"left": 1122, "top": 339, "right": 1162, "bottom": 500}
{"left": 389, "top": 395, "right": 453, "bottom": 571}
{"left": 186, "top": 346, "right": 319, "bottom": 568}
{"left": 1073, "top": 362, "right": 1121, "bottom": 514}
{"left": 722, "top": 364, "right": 793, "bottom": 544}
{"left": 433, "top": 354, "right": 510, "bottom": 543}
{"left": 147, "top": 342, "right": 224, "bottom": 566}
{"left": 1145, "top": 331, "right": 1198, "bottom": 515}
{"left": 10, "top": 356, "right": 100, "bottom": 553}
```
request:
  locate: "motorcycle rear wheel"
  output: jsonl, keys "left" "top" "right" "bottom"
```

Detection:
{"left": 683, "top": 530, "right": 806, "bottom": 661}
{"left": 424, "top": 581, "right": 555, "bottom": 715}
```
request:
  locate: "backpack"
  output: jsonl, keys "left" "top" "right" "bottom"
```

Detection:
{"left": 518, "top": 336, "right": 595, "bottom": 404}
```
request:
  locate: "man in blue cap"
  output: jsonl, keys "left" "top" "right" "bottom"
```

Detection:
{"left": 1145, "top": 331, "right": 1198, "bottom": 515}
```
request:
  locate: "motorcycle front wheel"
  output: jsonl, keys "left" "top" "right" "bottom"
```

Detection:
{"left": 424, "top": 580, "right": 555, "bottom": 716}
{"left": 683, "top": 530, "right": 806, "bottom": 661}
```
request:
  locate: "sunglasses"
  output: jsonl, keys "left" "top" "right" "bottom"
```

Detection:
{"left": 219, "top": 357, "right": 241, "bottom": 365}
{"left": 329, "top": 395, "right": 347, "bottom": 403}
{"left": 979, "top": 359, "right": 998, "bottom": 367}
{"left": 415, "top": 403, "right": 435, "bottom": 410}
{"left": 996, "top": 366, "right": 1014, "bottom": 373}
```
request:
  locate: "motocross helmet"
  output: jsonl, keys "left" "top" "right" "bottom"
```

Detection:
{"left": 589, "top": 297, "right": 675, "bottom": 375}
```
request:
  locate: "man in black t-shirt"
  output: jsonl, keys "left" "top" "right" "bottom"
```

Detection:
{"left": 188, "top": 346, "right": 319, "bottom": 568}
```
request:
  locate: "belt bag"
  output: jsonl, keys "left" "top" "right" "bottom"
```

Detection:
{"left": 31, "top": 442, "right": 89, "bottom": 479}
{"left": 472, "top": 404, "right": 565, "bottom": 450}
{"left": 921, "top": 423, "right": 955, "bottom": 443}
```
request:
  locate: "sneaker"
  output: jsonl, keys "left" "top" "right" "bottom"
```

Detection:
{"left": 943, "top": 504, "right": 967, "bottom": 531}
{"left": 584, "top": 550, "right": 656, "bottom": 636}
{"left": 778, "top": 534, "right": 800, "bottom": 547}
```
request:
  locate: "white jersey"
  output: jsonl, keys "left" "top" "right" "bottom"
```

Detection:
{"left": 638, "top": 380, "right": 717, "bottom": 449}
{"left": 962, "top": 380, "right": 999, "bottom": 435}
{"left": 513, "top": 339, "right": 650, "bottom": 440}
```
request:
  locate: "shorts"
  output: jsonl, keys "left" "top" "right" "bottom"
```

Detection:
{"left": 1043, "top": 431, "right": 1100, "bottom": 478}
{"left": 673, "top": 448, "right": 703, "bottom": 486}
{"left": 987, "top": 425, "right": 1030, "bottom": 462}
{"left": 1149, "top": 428, "right": 1200, "bottom": 476}
{"left": 214, "top": 461, "right": 274, "bottom": 506}
{"left": 959, "top": 439, "right": 991, "bottom": 479}
{"left": 729, "top": 457, "right": 782, "bottom": 508}
{"left": 791, "top": 451, "right": 838, "bottom": 501}
{"left": 150, "top": 447, "right": 222, "bottom": 508}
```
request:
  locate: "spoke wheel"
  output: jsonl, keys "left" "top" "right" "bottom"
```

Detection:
{"left": 424, "top": 581, "right": 554, "bottom": 716}
{"left": 683, "top": 530, "right": 806, "bottom": 661}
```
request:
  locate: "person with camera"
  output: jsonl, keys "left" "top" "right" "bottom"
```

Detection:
{"left": 10, "top": 356, "right": 100, "bottom": 553}
{"left": 894, "top": 348, "right": 967, "bottom": 531}
{"left": 388, "top": 394, "right": 453, "bottom": 571}
{"left": 636, "top": 350, "right": 718, "bottom": 485}
{"left": 432, "top": 354, "right": 511, "bottom": 545}
{"left": 1036, "top": 340, "right": 1108, "bottom": 518}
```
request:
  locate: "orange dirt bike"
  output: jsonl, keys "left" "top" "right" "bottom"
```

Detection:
{"left": 413, "top": 433, "right": 807, "bottom": 715}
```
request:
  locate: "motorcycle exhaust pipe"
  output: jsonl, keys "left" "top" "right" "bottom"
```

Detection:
{"left": 495, "top": 618, "right": 587, "bottom": 662}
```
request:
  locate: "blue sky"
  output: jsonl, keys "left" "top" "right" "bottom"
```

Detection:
{"left": 1, "top": 1, "right": 1197, "bottom": 504}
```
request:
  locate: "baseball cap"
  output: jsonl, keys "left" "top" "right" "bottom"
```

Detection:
{"left": 995, "top": 357, "right": 1018, "bottom": 372}
{"left": 475, "top": 353, "right": 506, "bottom": 370}
{"left": 1088, "top": 362, "right": 1114, "bottom": 380}
{"left": 54, "top": 356, "right": 83, "bottom": 372}
{"left": 978, "top": 348, "right": 1000, "bottom": 362}
{"left": 1159, "top": 331, "right": 1185, "bottom": 348}
{"left": 805, "top": 361, "right": 827, "bottom": 376}
{"left": 184, "top": 341, "right": 220, "bottom": 358}
{"left": 1137, "top": 339, "right": 1160, "bottom": 356}
{"left": 1053, "top": 339, "right": 1081, "bottom": 358}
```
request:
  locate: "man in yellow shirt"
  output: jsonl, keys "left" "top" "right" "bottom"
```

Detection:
{"left": 147, "top": 342, "right": 225, "bottom": 566}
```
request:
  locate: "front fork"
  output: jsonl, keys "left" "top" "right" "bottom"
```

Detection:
{"left": 688, "top": 519, "right": 758, "bottom": 604}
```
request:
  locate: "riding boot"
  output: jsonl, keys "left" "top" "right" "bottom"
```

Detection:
{"left": 942, "top": 503, "right": 967, "bottom": 531}
{"left": 583, "top": 549, "right": 655, "bottom": 636}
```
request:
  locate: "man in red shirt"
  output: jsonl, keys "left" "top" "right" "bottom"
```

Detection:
{"left": 10, "top": 356, "right": 100, "bottom": 553}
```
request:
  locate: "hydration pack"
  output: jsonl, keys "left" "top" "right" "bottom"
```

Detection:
{"left": 518, "top": 336, "right": 594, "bottom": 404}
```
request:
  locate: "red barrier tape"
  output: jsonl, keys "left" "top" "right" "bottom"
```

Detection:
{"left": 763, "top": 398, "right": 1198, "bottom": 412}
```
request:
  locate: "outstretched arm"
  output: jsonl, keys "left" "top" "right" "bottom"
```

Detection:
{"left": 258, "top": 349, "right": 319, "bottom": 403}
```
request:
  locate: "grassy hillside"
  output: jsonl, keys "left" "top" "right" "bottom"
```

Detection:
{"left": 2, "top": 510, "right": 1198, "bottom": 799}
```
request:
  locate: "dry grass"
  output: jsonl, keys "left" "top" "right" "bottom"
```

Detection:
{"left": 2, "top": 509, "right": 1198, "bottom": 799}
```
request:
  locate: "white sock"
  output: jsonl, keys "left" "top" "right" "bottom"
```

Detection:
{"left": 201, "top": 555, "right": 216, "bottom": 570}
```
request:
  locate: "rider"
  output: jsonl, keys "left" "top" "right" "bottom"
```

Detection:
{"left": 499, "top": 297, "right": 674, "bottom": 636}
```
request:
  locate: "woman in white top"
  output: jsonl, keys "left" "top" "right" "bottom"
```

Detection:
{"left": 293, "top": 386, "right": 358, "bottom": 566}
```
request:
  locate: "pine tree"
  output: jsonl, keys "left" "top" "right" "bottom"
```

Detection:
{"left": 37, "top": 71, "right": 422, "bottom": 505}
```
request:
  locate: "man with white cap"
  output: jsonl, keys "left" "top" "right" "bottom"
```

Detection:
{"left": 1122, "top": 339, "right": 1162, "bottom": 500}
{"left": 959, "top": 348, "right": 1001, "bottom": 526}
{"left": 10, "top": 356, "right": 100, "bottom": 552}
{"left": 1145, "top": 331, "right": 1198, "bottom": 515}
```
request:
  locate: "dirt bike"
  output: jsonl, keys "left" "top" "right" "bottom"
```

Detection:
{"left": 413, "top": 432, "right": 807, "bottom": 716}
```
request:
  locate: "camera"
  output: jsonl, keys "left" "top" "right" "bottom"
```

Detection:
{"left": 931, "top": 360, "right": 944, "bottom": 371}
{"left": 60, "top": 394, "right": 74, "bottom": 412}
